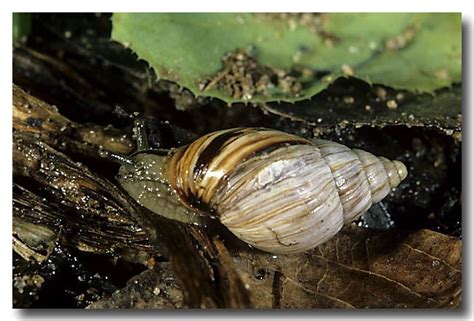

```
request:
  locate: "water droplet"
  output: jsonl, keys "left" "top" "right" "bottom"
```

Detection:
{"left": 254, "top": 269, "right": 268, "bottom": 280}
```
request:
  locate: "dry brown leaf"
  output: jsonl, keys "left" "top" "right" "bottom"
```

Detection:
{"left": 232, "top": 226, "right": 461, "bottom": 308}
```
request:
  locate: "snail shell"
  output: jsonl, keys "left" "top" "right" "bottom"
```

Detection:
{"left": 118, "top": 127, "right": 407, "bottom": 254}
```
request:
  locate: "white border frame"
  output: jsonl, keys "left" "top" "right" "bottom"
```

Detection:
{"left": 2, "top": 2, "right": 472, "bottom": 320}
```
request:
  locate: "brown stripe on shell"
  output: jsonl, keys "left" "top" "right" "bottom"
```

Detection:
{"left": 196, "top": 130, "right": 310, "bottom": 204}
{"left": 166, "top": 128, "right": 311, "bottom": 211}
{"left": 167, "top": 130, "right": 218, "bottom": 206}
{"left": 184, "top": 129, "right": 242, "bottom": 198}
{"left": 192, "top": 128, "right": 246, "bottom": 186}
{"left": 166, "top": 128, "right": 245, "bottom": 210}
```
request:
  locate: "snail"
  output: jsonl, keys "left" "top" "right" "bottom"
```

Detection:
{"left": 104, "top": 121, "right": 407, "bottom": 254}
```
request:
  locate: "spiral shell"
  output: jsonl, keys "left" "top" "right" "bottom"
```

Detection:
{"left": 118, "top": 127, "right": 407, "bottom": 254}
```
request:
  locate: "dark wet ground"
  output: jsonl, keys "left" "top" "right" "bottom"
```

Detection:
{"left": 12, "top": 13, "right": 461, "bottom": 308}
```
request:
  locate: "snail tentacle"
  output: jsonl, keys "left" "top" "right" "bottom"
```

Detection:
{"left": 99, "top": 148, "right": 134, "bottom": 166}
{"left": 132, "top": 118, "right": 151, "bottom": 152}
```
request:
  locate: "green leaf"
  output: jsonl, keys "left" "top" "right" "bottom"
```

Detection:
{"left": 111, "top": 13, "right": 461, "bottom": 105}
{"left": 352, "top": 13, "right": 462, "bottom": 92}
{"left": 13, "top": 13, "right": 31, "bottom": 43}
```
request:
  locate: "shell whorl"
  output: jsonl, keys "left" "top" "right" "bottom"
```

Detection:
{"left": 313, "top": 139, "right": 407, "bottom": 224}
{"left": 166, "top": 128, "right": 311, "bottom": 211}
{"left": 165, "top": 128, "right": 407, "bottom": 254}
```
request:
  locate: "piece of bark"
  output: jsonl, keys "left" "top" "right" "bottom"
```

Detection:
{"left": 13, "top": 183, "right": 152, "bottom": 259}
{"left": 13, "top": 132, "right": 250, "bottom": 308}
{"left": 13, "top": 84, "right": 135, "bottom": 159}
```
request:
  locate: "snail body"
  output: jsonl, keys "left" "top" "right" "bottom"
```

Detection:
{"left": 117, "top": 127, "right": 407, "bottom": 254}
